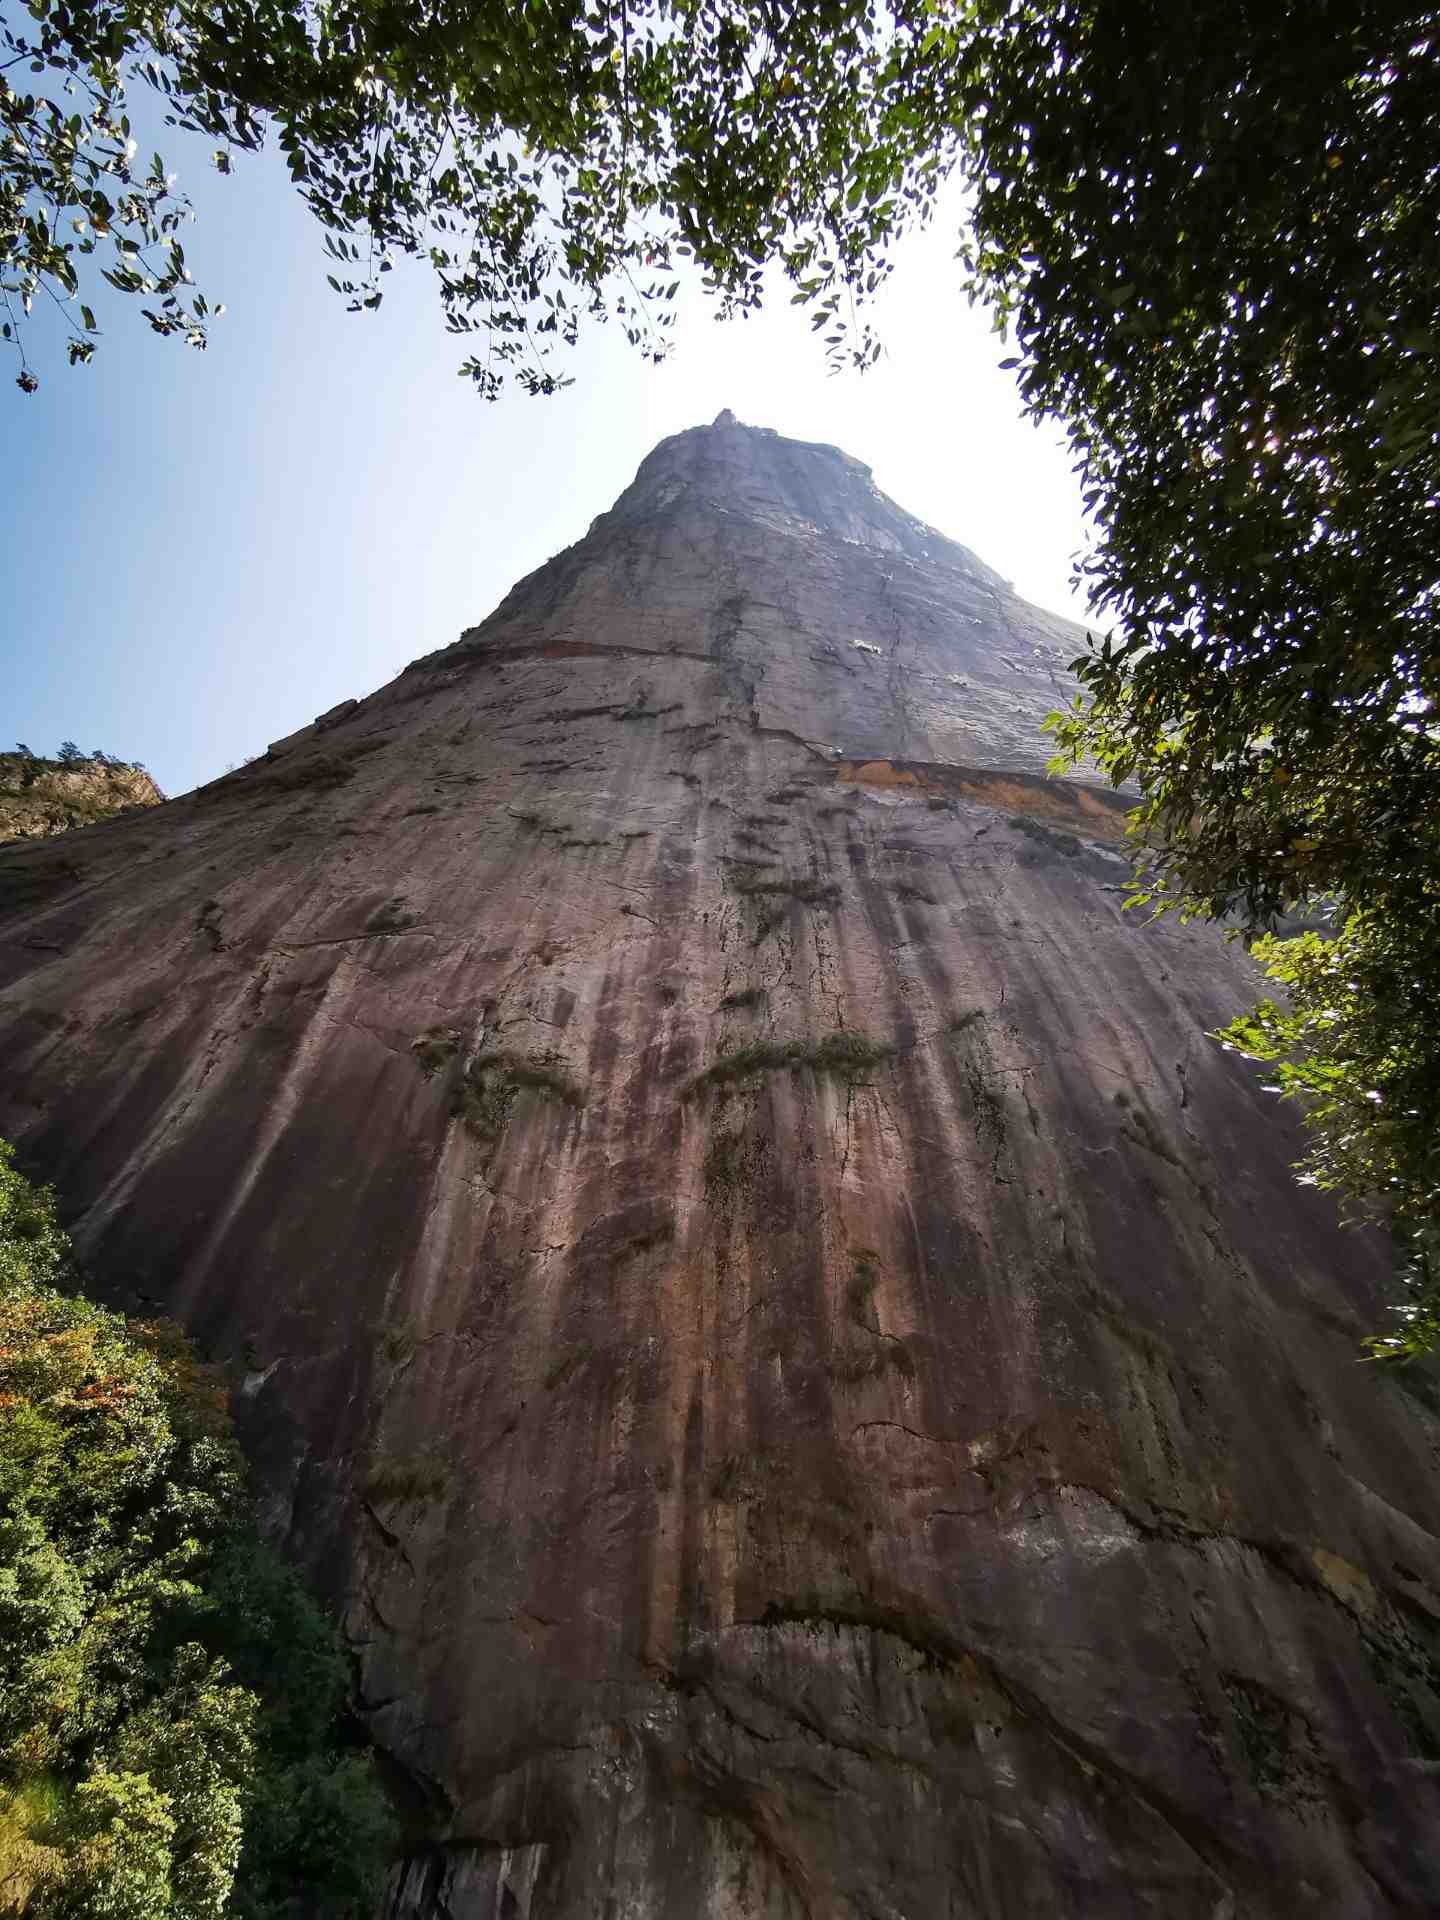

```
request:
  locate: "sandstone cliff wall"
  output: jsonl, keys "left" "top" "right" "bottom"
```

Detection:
{"left": 1, "top": 414, "right": 1438, "bottom": 1917}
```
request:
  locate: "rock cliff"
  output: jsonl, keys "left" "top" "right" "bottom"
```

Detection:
{"left": 2, "top": 412, "right": 1439, "bottom": 1917}
{"left": 0, "top": 750, "right": 161, "bottom": 843}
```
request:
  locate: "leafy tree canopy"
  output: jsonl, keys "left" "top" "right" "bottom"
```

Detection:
{"left": 0, "top": 1138, "right": 396, "bottom": 1916}
{"left": 947, "top": 0, "right": 1439, "bottom": 1351}
{"left": 2, "top": 0, "right": 959, "bottom": 391}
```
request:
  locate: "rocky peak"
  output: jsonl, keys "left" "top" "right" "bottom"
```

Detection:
{"left": 602, "top": 411, "right": 1008, "bottom": 580}
{"left": 426, "top": 414, "right": 1074, "bottom": 776}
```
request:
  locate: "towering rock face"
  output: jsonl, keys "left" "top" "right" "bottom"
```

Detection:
{"left": 2, "top": 413, "right": 1439, "bottom": 1917}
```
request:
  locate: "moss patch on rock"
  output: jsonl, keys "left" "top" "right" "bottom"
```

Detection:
{"left": 719, "top": 986, "right": 767, "bottom": 1012}
{"left": 451, "top": 1051, "right": 586, "bottom": 1142}
{"left": 685, "top": 1031, "right": 893, "bottom": 1099}
{"left": 412, "top": 1027, "right": 461, "bottom": 1075}
{"left": 359, "top": 1450, "right": 449, "bottom": 1505}
{"left": 732, "top": 874, "right": 841, "bottom": 909}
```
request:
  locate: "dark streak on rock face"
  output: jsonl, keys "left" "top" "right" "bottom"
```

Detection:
{"left": 1, "top": 411, "right": 1439, "bottom": 1918}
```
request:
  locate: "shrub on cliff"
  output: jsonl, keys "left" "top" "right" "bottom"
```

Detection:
{"left": 0, "top": 1140, "right": 396, "bottom": 1917}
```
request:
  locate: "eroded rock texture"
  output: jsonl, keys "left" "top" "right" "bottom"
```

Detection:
{"left": 2, "top": 412, "right": 1439, "bottom": 1917}
{"left": 0, "top": 750, "right": 161, "bottom": 844}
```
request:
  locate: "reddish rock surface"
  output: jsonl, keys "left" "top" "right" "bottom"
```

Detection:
{"left": 2, "top": 413, "right": 1439, "bottom": 1917}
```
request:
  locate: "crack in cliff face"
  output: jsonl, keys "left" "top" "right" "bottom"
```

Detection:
{"left": 664, "top": 1606, "right": 1241, "bottom": 1913}
{"left": 684, "top": 1494, "right": 1439, "bottom": 1909}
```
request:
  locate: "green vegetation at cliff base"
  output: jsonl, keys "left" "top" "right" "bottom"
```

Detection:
{"left": 0, "top": 1141, "right": 397, "bottom": 1918}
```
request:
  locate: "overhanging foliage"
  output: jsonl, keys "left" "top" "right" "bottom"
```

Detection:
{"left": 939, "top": 0, "right": 1438, "bottom": 1351}
{"left": 2, "top": 0, "right": 959, "bottom": 390}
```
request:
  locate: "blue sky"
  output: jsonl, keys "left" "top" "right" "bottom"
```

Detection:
{"left": 3, "top": 127, "right": 1093, "bottom": 800}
